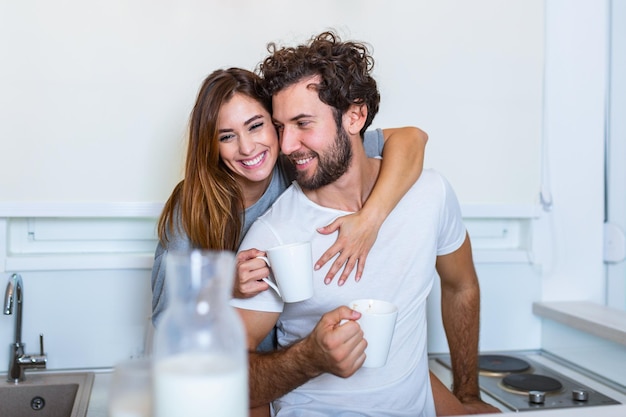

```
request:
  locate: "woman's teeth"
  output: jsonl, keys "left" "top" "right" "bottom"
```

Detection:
{"left": 242, "top": 152, "right": 265, "bottom": 166}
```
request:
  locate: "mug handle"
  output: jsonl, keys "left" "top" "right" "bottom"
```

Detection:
{"left": 256, "top": 256, "right": 281, "bottom": 297}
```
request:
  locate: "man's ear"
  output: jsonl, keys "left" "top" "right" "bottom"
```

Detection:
{"left": 344, "top": 103, "right": 368, "bottom": 135}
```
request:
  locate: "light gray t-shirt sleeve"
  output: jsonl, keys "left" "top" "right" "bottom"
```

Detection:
{"left": 363, "top": 128, "right": 384, "bottom": 158}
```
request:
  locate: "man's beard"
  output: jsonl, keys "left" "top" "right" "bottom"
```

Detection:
{"left": 293, "top": 127, "right": 353, "bottom": 190}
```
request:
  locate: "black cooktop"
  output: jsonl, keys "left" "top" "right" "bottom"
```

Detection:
{"left": 435, "top": 352, "right": 621, "bottom": 412}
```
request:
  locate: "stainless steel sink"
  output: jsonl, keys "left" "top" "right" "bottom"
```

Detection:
{"left": 0, "top": 371, "right": 94, "bottom": 417}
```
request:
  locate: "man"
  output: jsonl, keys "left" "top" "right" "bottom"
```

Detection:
{"left": 232, "top": 31, "right": 499, "bottom": 416}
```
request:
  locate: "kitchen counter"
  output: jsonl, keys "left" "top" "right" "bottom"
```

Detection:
{"left": 533, "top": 301, "right": 626, "bottom": 347}
{"left": 83, "top": 360, "right": 626, "bottom": 417}
{"left": 85, "top": 369, "right": 112, "bottom": 417}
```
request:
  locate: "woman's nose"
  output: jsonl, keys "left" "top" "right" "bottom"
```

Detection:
{"left": 238, "top": 134, "right": 255, "bottom": 155}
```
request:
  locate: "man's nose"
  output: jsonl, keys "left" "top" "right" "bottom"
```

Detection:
{"left": 280, "top": 126, "right": 299, "bottom": 155}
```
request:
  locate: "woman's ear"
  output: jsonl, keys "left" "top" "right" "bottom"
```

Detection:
{"left": 343, "top": 103, "right": 368, "bottom": 135}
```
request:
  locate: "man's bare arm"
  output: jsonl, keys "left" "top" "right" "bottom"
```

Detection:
{"left": 237, "top": 306, "right": 366, "bottom": 408}
{"left": 436, "top": 233, "right": 500, "bottom": 414}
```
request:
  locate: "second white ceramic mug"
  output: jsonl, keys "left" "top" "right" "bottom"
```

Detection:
{"left": 349, "top": 299, "right": 398, "bottom": 368}
{"left": 257, "top": 241, "right": 314, "bottom": 303}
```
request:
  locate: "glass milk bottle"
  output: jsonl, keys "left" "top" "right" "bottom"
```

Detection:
{"left": 152, "top": 250, "right": 248, "bottom": 417}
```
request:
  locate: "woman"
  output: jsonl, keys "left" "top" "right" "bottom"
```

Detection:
{"left": 151, "top": 67, "right": 427, "bottom": 325}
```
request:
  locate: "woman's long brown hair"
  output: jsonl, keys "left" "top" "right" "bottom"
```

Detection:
{"left": 157, "top": 68, "right": 271, "bottom": 251}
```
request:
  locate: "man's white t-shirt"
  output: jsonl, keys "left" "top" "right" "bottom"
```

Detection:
{"left": 232, "top": 169, "right": 467, "bottom": 417}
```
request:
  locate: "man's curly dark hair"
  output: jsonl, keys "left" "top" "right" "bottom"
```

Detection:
{"left": 259, "top": 31, "right": 380, "bottom": 137}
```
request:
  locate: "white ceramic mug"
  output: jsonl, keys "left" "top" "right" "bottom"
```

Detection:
{"left": 257, "top": 242, "right": 314, "bottom": 303}
{"left": 349, "top": 299, "right": 398, "bottom": 368}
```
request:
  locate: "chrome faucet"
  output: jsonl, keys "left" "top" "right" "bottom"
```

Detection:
{"left": 3, "top": 273, "right": 47, "bottom": 382}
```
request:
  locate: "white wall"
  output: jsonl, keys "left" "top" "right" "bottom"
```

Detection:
{"left": 0, "top": 0, "right": 543, "bottom": 205}
{"left": 0, "top": 0, "right": 615, "bottom": 370}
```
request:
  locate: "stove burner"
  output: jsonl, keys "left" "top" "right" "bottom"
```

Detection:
{"left": 502, "top": 374, "right": 563, "bottom": 393}
{"left": 478, "top": 355, "right": 531, "bottom": 374}
{"left": 434, "top": 352, "right": 623, "bottom": 411}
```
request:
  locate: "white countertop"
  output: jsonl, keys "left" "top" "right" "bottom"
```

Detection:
{"left": 86, "top": 369, "right": 112, "bottom": 417}
{"left": 81, "top": 356, "right": 626, "bottom": 417}
{"left": 533, "top": 301, "right": 626, "bottom": 347}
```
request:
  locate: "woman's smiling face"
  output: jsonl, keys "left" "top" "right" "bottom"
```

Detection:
{"left": 217, "top": 93, "right": 280, "bottom": 187}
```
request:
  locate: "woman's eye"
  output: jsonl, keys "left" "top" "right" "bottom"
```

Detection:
{"left": 250, "top": 122, "right": 263, "bottom": 131}
{"left": 219, "top": 133, "right": 235, "bottom": 142}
